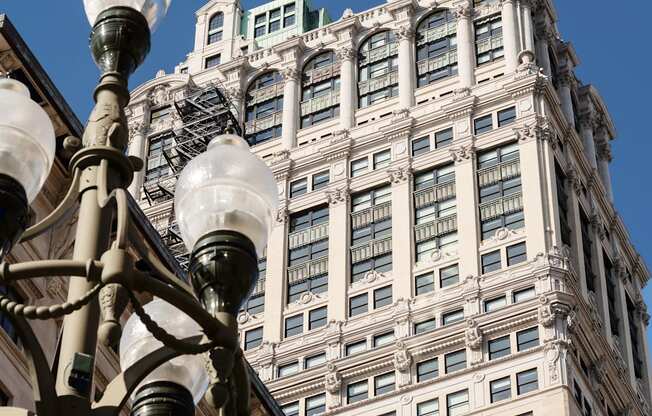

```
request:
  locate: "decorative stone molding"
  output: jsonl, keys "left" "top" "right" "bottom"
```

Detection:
{"left": 515, "top": 50, "right": 542, "bottom": 79}
{"left": 226, "top": 87, "right": 244, "bottom": 101}
{"left": 392, "top": 341, "right": 412, "bottom": 372}
{"left": 454, "top": 4, "right": 473, "bottom": 19}
{"left": 586, "top": 291, "right": 602, "bottom": 330}
{"left": 590, "top": 211, "right": 607, "bottom": 240}
{"left": 464, "top": 319, "right": 482, "bottom": 350}
{"left": 281, "top": 66, "right": 300, "bottom": 82}
{"left": 391, "top": 107, "right": 411, "bottom": 122}
{"left": 326, "top": 186, "right": 350, "bottom": 206}
{"left": 276, "top": 206, "right": 289, "bottom": 224}
{"left": 128, "top": 121, "right": 148, "bottom": 139}
{"left": 596, "top": 139, "right": 612, "bottom": 162}
{"left": 449, "top": 143, "right": 475, "bottom": 163}
{"left": 324, "top": 363, "right": 342, "bottom": 394}
{"left": 148, "top": 84, "right": 171, "bottom": 107}
{"left": 396, "top": 24, "right": 414, "bottom": 41}
{"left": 320, "top": 130, "right": 352, "bottom": 162}
{"left": 537, "top": 296, "right": 572, "bottom": 328}
{"left": 565, "top": 167, "right": 583, "bottom": 195}
{"left": 387, "top": 164, "right": 412, "bottom": 184}
{"left": 335, "top": 47, "right": 356, "bottom": 61}
{"left": 237, "top": 311, "right": 251, "bottom": 325}
{"left": 452, "top": 87, "right": 471, "bottom": 102}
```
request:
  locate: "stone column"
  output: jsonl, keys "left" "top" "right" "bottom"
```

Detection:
{"left": 501, "top": 0, "right": 521, "bottom": 72}
{"left": 451, "top": 144, "right": 480, "bottom": 278}
{"left": 516, "top": 126, "right": 547, "bottom": 256}
{"left": 326, "top": 185, "right": 350, "bottom": 322}
{"left": 595, "top": 127, "right": 614, "bottom": 202}
{"left": 389, "top": 165, "right": 414, "bottom": 302}
{"left": 127, "top": 121, "right": 149, "bottom": 200}
{"left": 520, "top": 0, "right": 535, "bottom": 52}
{"left": 579, "top": 114, "right": 598, "bottom": 169}
{"left": 264, "top": 206, "right": 289, "bottom": 343}
{"left": 617, "top": 279, "right": 637, "bottom": 386}
{"left": 281, "top": 66, "right": 300, "bottom": 150}
{"left": 337, "top": 47, "right": 357, "bottom": 130}
{"left": 557, "top": 72, "right": 576, "bottom": 129}
{"left": 534, "top": 21, "right": 552, "bottom": 77}
{"left": 590, "top": 214, "right": 610, "bottom": 337}
{"left": 566, "top": 170, "right": 589, "bottom": 298}
{"left": 396, "top": 25, "right": 415, "bottom": 109}
{"left": 227, "top": 87, "right": 245, "bottom": 126}
{"left": 455, "top": 3, "right": 475, "bottom": 89}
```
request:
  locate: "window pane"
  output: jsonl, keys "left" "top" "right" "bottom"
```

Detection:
{"left": 351, "top": 158, "right": 369, "bottom": 177}
{"left": 312, "top": 170, "right": 330, "bottom": 190}
{"left": 417, "top": 399, "right": 439, "bottom": 416}
{"left": 374, "top": 286, "right": 393, "bottom": 308}
{"left": 415, "top": 318, "right": 437, "bottom": 334}
{"left": 517, "top": 327, "right": 539, "bottom": 351}
{"left": 306, "top": 393, "right": 326, "bottom": 416}
{"left": 346, "top": 340, "right": 367, "bottom": 356}
{"left": 416, "top": 273, "right": 435, "bottom": 295}
{"left": 373, "top": 150, "right": 391, "bottom": 169}
{"left": 507, "top": 242, "right": 527, "bottom": 265}
{"left": 374, "top": 372, "right": 395, "bottom": 395}
{"left": 444, "top": 350, "right": 466, "bottom": 373}
{"left": 481, "top": 250, "right": 501, "bottom": 274}
{"left": 349, "top": 294, "right": 369, "bottom": 317}
{"left": 290, "top": 178, "right": 308, "bottom": 197}
{"left": 412, "top": 136, "right": 430, "bottom": 156}
{"left": 435, "top": 128, "right": 453, "bottom": 147}
{"left": 282, "top": 402, "right": 299, "bottom": 416}
{"left": 446, "top": 390, "right": 469, "bottom": 416}
{"left": 442, "top": 309, "right": 464, "bottom": 325}
{"left": 373, "top": 331, "right": 395, "bottom": 347}
{"left": 278, "top": 362, "right": 299, "bottom": 377}
{"left": 305, "top": 353, "right": 327, "bottom": 368}
{"left": 417, "top": 358, "right": 439, "bottom": 382}
{"left": 285, "top": 315, "right": 303, "bottom": 337}
{"left": 440, "top": 264, "right": 459, "bottom": 288}
{"left": 309, "top": 307, "right": 328, "bottom": 330}
{"left": 517, "top": 369, "right": 539, "bottom": 395}
{"left": 488, "top": 335, "right": 511, "bottom": 360}
{"left": 245, "top": 327, "right": 263, "bottom": 350}
{"left": 513, "top": 287, "right": 535, "bottom": 303}
{"left": 498, "top": 106, "right": 517, "bottom": 127}
{"left": 484, "top": 295, "right": 507, "bottom": 312}
{"left": 474, "top": 114, "right": 493, "bottom": 135}
{"left": 347, "top": 381, "right": 368, "bottom": 403}
{"left": 490, "top": 376, "right": 512, "bottom": 402}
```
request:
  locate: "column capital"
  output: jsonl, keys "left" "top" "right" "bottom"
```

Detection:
{"left": 596, "top": 139, "right": 613, "bottom": 162}
{"left": 226, "top": 86, "right": 244, "bottom": 101}
{"left": 280, "top": 65, "right": 300, "bottom": 82}
{"left": 275, "top": 206, "right": 289, "bottom": 224}
{"left": 449, "top": 143, "right": 476, "bottom": 164}
{"left": 387, "top": 164, "right": 413, "bottom": 184}
{"left": 335, "top": 46, "right": 356, "bottom": 62}
{"left": 454, "top": 4, "right": 473, "bottom": 19}
{"left": 326, "top": 185, "right": 350, "bottom": 206}
{"left": 396, "top": 23, "right": 415, "bottom": 41}
{"left": 128, "top": 120, "right": 148, "bottom": 138}
{"left": 577, "top": 112, "right": 597, "bottom": 131}
{"left": 557, "top": 70, "right": 575, "bottom": 88}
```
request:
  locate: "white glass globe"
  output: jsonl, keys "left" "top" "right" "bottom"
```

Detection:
{"left": 0, "top": 78, "right": 55, "bottom": 203}
{"left": 83, "top": 0, "right": 172, "bottom": 31}
{"left": 174, "top": 134, "right": 279, "bottom": 256}
{"left": 119, "top": 298, "right": 209, "bottom": 403}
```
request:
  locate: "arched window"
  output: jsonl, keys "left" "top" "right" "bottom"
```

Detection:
{"left": 301, "top": 51, "right": 340, "bottom": 128}
{"left": 245, "top": 71, "right": 284, "bottom": 146}
{"left": 416, "top": 10, "right": 458, "bottom": 87}
{"left": 207, "top": 13, "right": 224, "bottom": 44}
{"left": 357, "top": 31, "right": 399, "bottom": 109}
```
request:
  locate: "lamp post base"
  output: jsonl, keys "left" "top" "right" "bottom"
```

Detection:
{"left": 131, "top": 381, "right": 194, "bottom": 416}
{"left": 0, "top": 174, "right": 28, "bottom": 260}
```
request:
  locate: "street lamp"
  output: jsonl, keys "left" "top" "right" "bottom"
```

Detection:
{"left": 0, "top": 1, "right": 278, "bottom": 416}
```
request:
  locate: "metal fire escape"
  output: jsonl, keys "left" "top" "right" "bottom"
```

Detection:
{"left": 143, "top": 82, "right": 241, "bottom": 269}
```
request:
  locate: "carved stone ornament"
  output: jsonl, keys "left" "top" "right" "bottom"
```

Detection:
{"left": 128, "top": 121, "right": 148, "bottom": 139}
{"left": 464, "top": 319, "right": 483, "bottom": 350}
{"left": 336, "top": 47, "right": 356, "bottom": 61}
{"left": 586, "top": 291, "right": 602, "bottom": 329}
{"left": 392, "top": 107, "right": 411, "bottom": 122}
{"left": 453, "top": 87, "right": 471, "bottom": 101}
{"left": 281, "top": 66, "right": 300, "bottom": 82}
{"left": 276, "top": 206, "right": 289, "bottom": 223}
{"left": 396, "top": 24, "right": 414, "bottom": 41}
{"left": 296, "top": 291, "right": 314, "bottom": 305}
{"left": 148, "top": 84, "right": 170, "bottom": 107}
{"left": 324, "top": 364, "right": 342, "bottom": 394}
{"left": 227, "top": 87, "right": 244, "bottom": 101}
{"left": 98, "top": 283, "right": 129, "bottom": 347}
{"left": 342, "top": 8, "right": 354, "bottom": 19}
{"left": 463, "top": 274, "right": 481, "bottom": 295}
{"left": 596, "top": 139, "right": 613, "bottom": 162}
{"left": 450, "top": 144, "right": 475, "bottom": 163}
{"left": 259, "top": 340, "right": 276, "bottom": 357}
{"left": 454, "top": 4, "right": 473, "bottom": 19}
{"left": 237, "top": 311, "right": 250, "bottom": 325}
{"left": 387, "top": 165, "right": 412, "bottom": 184}
{"left": 515, "top": 50, "right": 543, "bottom": 79}
{"left": 393, "top": 341, "right": 412, "bottom": 372}
{"left": 326, "top": 187, "right": 350, "bottom": 206}
{"left": 537, "top": 296, "right": 556, "bottom": 328}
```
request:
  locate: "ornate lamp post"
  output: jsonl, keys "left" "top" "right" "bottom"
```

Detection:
{"left": 0, "top": 1, "right": 278, "bottom": 416}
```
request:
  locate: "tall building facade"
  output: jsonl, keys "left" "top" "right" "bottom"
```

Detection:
{"left": 126, "top": 0, "right": 652, "bottom": 416}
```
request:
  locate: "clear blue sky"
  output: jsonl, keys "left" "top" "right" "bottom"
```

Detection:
{"left": 2, "top": 1, "right": 651, "bottom": 340}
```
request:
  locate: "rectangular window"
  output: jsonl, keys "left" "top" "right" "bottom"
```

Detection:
{"left": 442, "top": 309, "right": 464, "bottom": 325}
{"left": 417, "top": 358, "right": 439, "bottom": 382}
{"left": 415, "top": 318, "right": 437, "bottom": 334}
{"left": 374, "top": 372, "right": 395, "bottom": 395}
{"left": 440, "top": 264, "right": 459, "bottom": 288}
{"left": 412, "top": 136, "right": 430, "bottom": 157}
{"left": 490, "top": 376, "right": 512, "bottom": 402}
{"left": 351, "top": 158, "right": 369, "bottom": 177}
{"left": 435, "top": 127, "right": 453, "bottom": 148}
{"left": 281, "top": 402, "right": 299, "bottom": 416}
{"left": 284, "top": 314, "right": 303, "bottom": 338}
{"left": 446, "top": 389, "right": 469, "bottom": 416}
{"left": 416, "top": 272, "right": 435, "bottom": 295}
{"left": 484, "top": 295, "right": 507, "bottom": 312}
{"left": 584, "top": 399, "right": 592, "bottom": 416}
{"left": 244, "top": 327, "right": 263, "bottom": 350}
{"left": 312, "top": 170, "right": 330, "bottom": 191}
{"left": 290, "top": 178, "right": 308, "bottom": 198}
{"left": 305, "top": 353, "right": 327, "bottom": 369}
{"left": 278, "top": 362, "right": 299, "bottom": 377}
{"left": 488, "top": 335, "right": 511, "bottom": 360}
{"left": 516, "top": 327, "right": 539, "bottom": 351}
{"left": 349, "top": 294, "right": 368, "bottom": 317}
{"left": 417, "top": 399, "right": 439, "bottom": 416}
{"left": 373, "top": 150, "right": 391, "bottom": 170}
{"left": 444, "top": 349, "right": 466, "bottom": 373}
{"left": 149, "top": 106, "right": 171, "bottom": 124}
{"left": 374, "top": 286, "right": 393, "bottom": 309}
{"left": 309, "top": 307, "right": 327, "bottom": 330}
{"left": 347, "top": 381, "right": 368, "bottom": 404}
{"left": 346, "top": 340, "right": 367, "bottom": 356}
{"left": 507, "top": 242, "right": 527, "bottom": 265}
{"left": 284, "top": 14, "right": 296, "bottom": 27}
{"left": 574, "top": 380, "right": 583, "bottom": 404}
{"left": 306, "top": 393, "right": 326, "bottom": 416}
{"left": 242, "top": 293, "right": 265, "bottom": 315}
{"left": 373, "top": 331, "right": 395, "bottom": 348}
{"left": 513, "top": 287, "right": 536, "bottom": 303}
{"left": 205, "top": 54, "right": 221, "bottom": 69}
{"left": 498, "top": 107, "right": 517, "bottom": 127}
{"left": 481, "top": 250, "right": 501, "bottom": 274}
{"left": 474, "top": 114, "right": 493, "bottom": 135}
{"left": 517, "top": 369, "right": 538, "bottom": 395}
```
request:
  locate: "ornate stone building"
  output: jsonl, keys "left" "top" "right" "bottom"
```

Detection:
{"left": 0, "top": 13, "right": 281, "bottom": 416}
{"left": 126, "top": 0, "right": 652, "bottom": 415}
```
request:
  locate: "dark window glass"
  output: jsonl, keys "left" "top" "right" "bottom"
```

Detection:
{"left": 435, "top": 128, "right": 454, "bottom": 148}
{"left": 507, "top": 242, "right": 527, "bottom": 265}
{"left": 347, "top": 381, "right": 368, "bottom": 404}
{"left": 242, "top": 293, "right": 265, "bottom": 315}
{"left": 442, "top": 309, "right": 464, "bottom": 325}
{"left": 284, "top": 14, "right": 296, "bottom": 27}
{"left": 517, "top": 369, "right": 538, "bottom": 395}
{"left": 481, "top": 250, "right": 501, "bottom": 274}
{"left": 373, "top": 331, "right": 395, "bottom": 347}
{"left": 305, "top": 353, "right": 327, "bottom": 368}
{"left": 287, "top": 274, "right": 328, "bottom": 303}
{"left": 205, "top": 54, "right": 221, "bottom": 69}
{"left": 346, "top": 340, "right": 367, "bottom": 356}
{"left": 290, "top": 178, "right": 308, "bottom": 197}
{"left": 516, "top": 327, "right": 539, "bottom": 351}
{"left": 490, "top": 376, "right": 512, "bottom": 402}
{"left": 244, "top": 327, "right": 263, "bottom": 350}
{"left": 440, "top": 264, "right": 459, "bottom": 288}
{"left": 312, "top": 171, "right": 330, "bottom": 190}
{"left": 284, "top": 315, "right": 303, "bottom": 338}
{"left": 349, "top": 294, "right": 368, "bottom": 317}
{"left": 498, "top": 107, "right": 517, "bottom": 127}
{"left": 309, "top": 307, "right": 327, "bottom": 330}
{"left": 414, "top": 318, "right": 437, "bottom": 334}
{"left": 0, "top": 285, "right": 22, "bottom": 345}
{"left": 488, "top": 335, "right": 511, "bottom": 360}
{"left": 281, "top": 402, "right": 299, "bottom": 416}
{"left": 444, "top": 349, "right": 466, "bottom": 373}
{"left": 374, "top": 286, "right": 393, "bottom": 309}
{"left": 416, "top": 273, "right": 435, "bottom": 295}
{"left": 412, "top": 136, "right": 430, "bottom": 157}
{"left": 374, "top": 372, "right": 395, "bottom": 395}
{"left": 0, "top": 389, "right": 9, "bottom": 406}
{"left": 474, "top": 114, "right": 493, "bottom": 135}
{"left": 417, "top": 399, "right": 439, "bottom": 416}
{"left": 417, "top": 358, "right": 439, "bottom": 382}
{"left": 306, "top": 394, "right": 326, "bottom": 416}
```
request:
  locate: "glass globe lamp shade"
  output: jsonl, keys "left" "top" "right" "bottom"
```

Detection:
{"left": 119, "top": 298, "right": 209, "bottom": 403}
{"left": 83, "top": 0, "right": 171, "bottom": 31}
{"left": 0, "top": 78, "right": 55, "bottom": 203}
{"left": 174, "top": 134, "right": 279, "bottom": 256}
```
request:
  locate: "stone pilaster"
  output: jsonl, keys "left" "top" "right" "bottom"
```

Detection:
{"left": 501, "top": 0, "right": 521, "bottom": 72}
{"left": 389, "top": 162, "right": 413, "bottom": 302}
{"left": 557, "top": 71, "right": 576, "bottom": 129}
{"left": 595, "top": 125, "right": 614, "bottom": 202}
{"left": 520, "top": 0, "right": 535, "bottom": 52}
{"left": 281, "top": 66, "right": 300, "bottom": 150}
{"left": 396, "top": 24, "right": 415, "bottom": 109}
{"left": 578, "top": 113, "right": 598, "bottom": 169}
{"left": 127, "top": 120, "right": 149, "bottom": 200}
{"left": 326, "top": 183, "right": 350, "bottom": 322}
{"left": 534, "top": 20, "right": 552, "bottom": 77}
{"left": 337, "top": 47, "right": 357, "bottom": 130}
{"left": 454, "top": 3, "right": 475, "bottom": 88}
{"left": 451, "top": 142, "right": 479, "bottom": 278}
